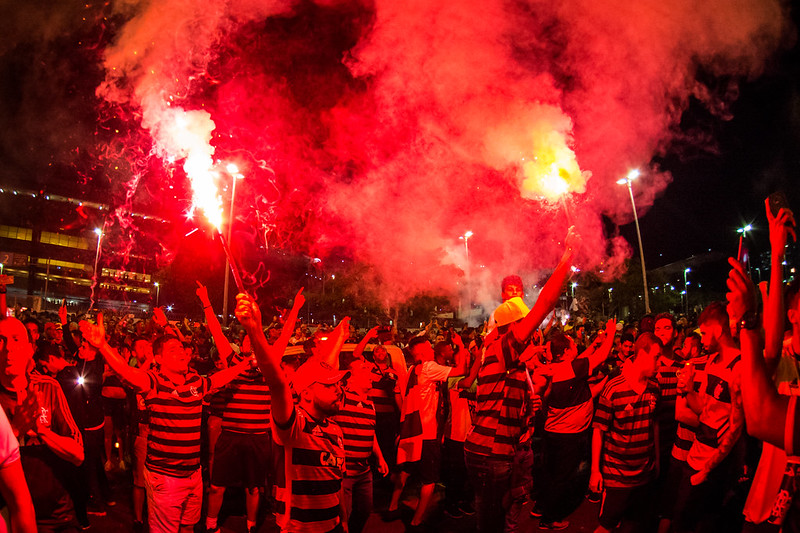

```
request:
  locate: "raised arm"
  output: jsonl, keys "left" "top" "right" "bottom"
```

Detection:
{"left": 152, "top": 307, "right": 186, "bottom": 343}
{"left": 79, "top": 313, "right": 150, "bottom": 393}
{"left": 236, "top": 289, "right": 304, "bottom": 427}
{"left": 728, "top": 258, "right": 788, "bottom": 448}
{"left": 196, "top": 281, "right": 233, "bottom": 366}
{"left": 513, "top": 227, "right": 580, "bottom": 343}
{"left": 764, "top": 199, "right": 796, "bottom": 372}
{"left": 586, "top": 319, "right": 617, "bottom": 373}
{"left": 448, "top": 333, "right": 469, "bottom": 378}
{"left": 354, "top": 326, "right": 379, "bottom": 361}
{"left": 209, "top": 356, "right": 253, "bottom": 390}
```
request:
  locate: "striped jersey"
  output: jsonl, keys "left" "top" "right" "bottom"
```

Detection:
{"left": 671, "top": 355, "right": 708, "bottom": 462}
{"left": 333, "top": 390, "right": 376, "bottom": 476}
{"left": 465, "top": 329, "right": 529, "bottom": 460}
{"left": 144, "top": 370, "right": 211, "bottom": 477}
{"left": 273, "top": 406, "right": 345, "bottom": 532}
{"left": 545, "top": 357, "right": 593, "bottom": 433}
{"left": 367, "top": 364, "right": 400, "bottom": 415}
{"left": 221, "top": 356, "right": 271, "bottom": 434}
{"left": 687, "top": 350, "right": 741, "bottom": 472}
{"left": 655, "top": 355, "right": 681, "bottom": 458}
{"left": 593, "top": 374, "right": 660, "bottom": 488}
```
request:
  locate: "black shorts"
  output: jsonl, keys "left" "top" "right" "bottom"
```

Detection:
{"left": 102, "top": 396, "right": 127, "bottom": 424}
{"left": 210, "top": 430, "right": 271, "bottom": 488}
{"left": 401, "top": 439, "right": 441, "bottom": 485}
{"left": 599, "top": 483, "right": 654, "bottom": 530}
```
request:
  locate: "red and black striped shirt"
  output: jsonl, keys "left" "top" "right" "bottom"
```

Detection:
{"left": 273, "top": 406, "right": 345, "bottom": 532}
{"left": 144, "top": 370, "right": 210, "bottom": 477}
{"left": 465, "top": 328, "right": 529, "bottom": 460}
{"left": 333, "top": 390, "right": 376, "bottom": 476}
{"left": 221, "top": 357, "right": 271, "bottom": 434}
{"left": 672, "top": 355, "right": 708, "bottom": 462}
{"left": 593, "top": 374, "right": 660, "bottom": 488}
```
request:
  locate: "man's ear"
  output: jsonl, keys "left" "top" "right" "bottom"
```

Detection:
{"left": 789, "top": 308, "right": 799, "bottom": 326}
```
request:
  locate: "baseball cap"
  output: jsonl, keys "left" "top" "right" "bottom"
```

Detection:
{"left": 292, "top": 357, "right": 351, "bottom": 392}
{"left": 492, "top": 296, "right": 530, "bottom": 327}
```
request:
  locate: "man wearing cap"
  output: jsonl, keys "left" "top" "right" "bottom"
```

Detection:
{"left": 485, "top": 275, "right": 525, "bottom": 334}
{"left": 465, "top": 228, "right": 580, "bottom": 533}
{"left": 236, "top": 289, "right": 351, "bottom": 533}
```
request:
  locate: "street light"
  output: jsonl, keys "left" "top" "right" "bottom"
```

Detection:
{"left": 459, "top": 231, "right": 473, "bottom": 321}
{"left": 90, "top": 227, "right": 103, "bottom": 309}
{"left": 683, "top": 268, "right": 691, "bottom": 315}
{"left": 154, "top": 282, "right": 160, "bottom": 308}
{"left": 222, "top": 165, "right": 245, "bottom": 326}
{"left": 617, "top": 169, "right": 650, "bottom": 313}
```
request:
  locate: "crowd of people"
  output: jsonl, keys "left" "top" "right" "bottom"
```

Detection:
{"left": 0, "top": 200, "right": 798, "bottom": 533}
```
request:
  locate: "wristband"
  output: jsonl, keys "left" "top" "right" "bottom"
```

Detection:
{"left": 739, "top": 311, "right": 759, "bottom": 331}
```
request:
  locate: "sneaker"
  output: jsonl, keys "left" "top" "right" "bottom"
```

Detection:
{"left": 106, "top": 499, "right": 117, "bottom": 507}
{"left": 444, "top": 504, "right": 463, "bottom": 519}
{"left": 206, "top": 527, "right": 220, "bottom": 533}
{"left": 530, "top": 505, "right": 543, "bottom": 518}
{"left": 538, "top": 520, "right": 569, "bottom": 530}
{"left": 457, "top": 501, "right": 475, "bottom": 516}
{"left": 586, "top": 491, "right": 601, "bottom": 503}
{"left": 86, "top": 508, "right": 106, "bottom": 517}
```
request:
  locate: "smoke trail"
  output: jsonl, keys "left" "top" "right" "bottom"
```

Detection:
{"left": 90, "top": 0, "right": 790, "bottom": 310}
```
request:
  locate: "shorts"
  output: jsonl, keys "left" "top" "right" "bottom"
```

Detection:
{"left": 210, "top": 430, "right": 271, "bottom": 488}
{"left": 145, "top": 467, "right": 202, "bottom": 532}
{"left": 102, "top": 396, "right": 127, "bottom": 423}
{"left": 401, "top": 439, "right": 441, "bottom": 485}
{"left": 598, "top": 483, "right": 654, "bottom": 531}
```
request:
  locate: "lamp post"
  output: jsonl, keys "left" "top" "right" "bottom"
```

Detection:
{"left": 90, "top": 227, "right": 103, "bottom": 309}
{"left": 222, "top": 165, "right": 244, "bottom": 326}
{"left": 683, "top": 268, "right": 691, "bottom": 315}
{"left": 154, "top": 282, "right": 160, "bottom": 308}
{"left": 617, "top": 169, "right": 650, "bottom": 313}
{"left": 459, "top": 230, "right": 473, "bottom": 321}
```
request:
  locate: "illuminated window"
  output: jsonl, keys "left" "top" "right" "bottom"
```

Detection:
{"left": 40, "top": 231, "right": 91, "bottom": 250}
{"left": 0, "top": 226, "right": 33, "bottom": 241}
{"left": 36, "top": 258, "right": 88, "bottom": 271}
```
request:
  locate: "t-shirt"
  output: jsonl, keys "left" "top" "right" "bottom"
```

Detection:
{"left": 656, "top": 355, "right": 682, "bottom": 459}
{"left": 446, "top": 376, "right": 473, "bottom": 442}
{"left": 672, "top": 355, "right": 708, "bottom": 462}
{"left": 0, "top": 374, "right": 83, "bottom": 529}
{"left": 400, "top": 361, "right": 452, "bottom": 440}
{"left": 367, "top": 364, "right": 400, "bottom": 416}
{"left": 593, "top": 374, "right": 660, "bottom": 488}
{"left": 220, "top": 355, "right": 271, "bottom": 434}
{"left": 686, "top": 350, "right": 741, "bottom": 472}
{"left": 0, "top": 407, "right": 19, "bottom": 468}
{"left": 272, "top": 406, "right": 345, "bottom": 532}
{"left": 332, "top": 390, "right": 376, "bottom": 476}
{"left": 545, "top": 358, "right": 593, "bottom": 433}
{"left": 464, "top": 328, "right": 529, "bottom": 460}
{"left": 143, "top": 370, "right": 211, "bottom": 477}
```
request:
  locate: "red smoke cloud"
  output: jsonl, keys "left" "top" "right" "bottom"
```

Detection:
{"left": 95, "top": 0, "right": 791, "bottom": 310}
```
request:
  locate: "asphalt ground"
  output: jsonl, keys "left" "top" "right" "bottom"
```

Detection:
{"left": 88, "top": 466, "right": 602, "bottom": 532}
